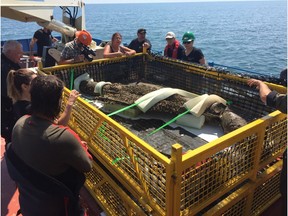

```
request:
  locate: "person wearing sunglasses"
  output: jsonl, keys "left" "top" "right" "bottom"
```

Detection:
{"left": 182, "top": 31, "right": 206, "bottom": 65}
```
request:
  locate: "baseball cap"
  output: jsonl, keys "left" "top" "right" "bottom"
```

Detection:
{"left": 75, "top": 30, "right": 92, "bottom": 46}
{"left": 166, "top": 32, "right": 176, "bottom": 39}
{"left": 137, "top": 28, "right": 146, "bottom": 34}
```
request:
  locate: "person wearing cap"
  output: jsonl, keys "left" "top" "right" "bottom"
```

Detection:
{"left": 182, "top": 31, "right": 205, "bottom": 65}
{"left": 103, "top": 32, "right": 136, "bottom": 58}
{"left": 128, "top": 28, "right": 152, "bottom": 53}
{"left": 29, "top": 27, "right": 58, "bottom": 58}
{"left": 164, "top": 31, "right": 185, "bottom": 60}
{"left": 58, "top": 30, "right": 93, "bottom": 65}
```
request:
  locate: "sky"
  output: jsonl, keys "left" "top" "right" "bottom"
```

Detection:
{"left": 85, "top": 0, "right": 268, "bottom": 4}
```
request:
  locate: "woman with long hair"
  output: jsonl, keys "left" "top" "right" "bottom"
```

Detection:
{"left": 103, "top": 32, "right": 136, "bottom": 58}
{"left": 7, "top": 69, "right": 79, "bottom": 125}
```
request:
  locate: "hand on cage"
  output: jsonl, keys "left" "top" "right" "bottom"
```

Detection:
{"left": 247, "top": 79, "right": 262, "bottom": 89}
{"left": 67, "top": 90, "right": 80, "bottom": 106}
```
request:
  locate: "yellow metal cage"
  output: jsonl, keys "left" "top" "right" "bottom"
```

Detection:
{"left": 40, "top": 53, "right": 287, "bottom": 216}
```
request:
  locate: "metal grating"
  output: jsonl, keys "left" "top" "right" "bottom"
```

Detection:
{"left": 180, "top": 135, "right": 257, "bottom": 211}
{"left": 261, "top": 119, "right": 287, "bottom": 163}
{"left": 50, "top": 54, "right": 287, "bottom": 216}
{"left": 221, "top": 197, "right": 247, "bottom": 216}
{"left": 251, "top": 172, "right": 281, "bottom": 215}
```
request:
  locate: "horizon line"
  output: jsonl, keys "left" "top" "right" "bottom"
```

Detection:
{"left": 85, "top": 0, "right": 279, "bottom": 4}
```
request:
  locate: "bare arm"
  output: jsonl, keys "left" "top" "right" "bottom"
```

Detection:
{"left": 121, "top": 46, "right": 136, "bottom": 56}
{"left": 51, "top": 36, "right": 58, "bottom": 43}
{"left": 29, "top": 38, "right": 37, "bottom": 58}
{"left": 58, "top": 54, "right": 85, "bottom": 65}
{"left": 56, "top": 90, "right": 80, "bottom": 125}
{"left": 199, "top": 57, "right": 206, "bottom": 65}
{"left": 247, "top": 79, "right": 271, "bottom": 104}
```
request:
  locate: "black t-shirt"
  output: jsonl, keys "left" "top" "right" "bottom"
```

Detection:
{"left": 182, "top": 47, "right": 204, "bottom": 64}
{"left": 1, "top": 53, "right": 21, "bottom": 142}
{"left": 1, "top": 54, "right": 21, "bottom": 98}
{"left": 128, "top": 38, "right": 152, "bottom": 53}
{"left": 34, "top": 29, "right": 53, "bottom": 57}
{"left": 13, "top": 100, "right": 31, "bottom": 122}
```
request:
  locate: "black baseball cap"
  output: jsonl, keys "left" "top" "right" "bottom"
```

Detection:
{"left": 137, "top": 28, "right": 146, "bottom": 34}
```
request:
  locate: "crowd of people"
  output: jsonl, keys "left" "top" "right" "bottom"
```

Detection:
{"left": 29, "top": 27, "right": 206, "bottom": 65}
{"left": 1, "top": 27, "right": 287, "bottom": 215}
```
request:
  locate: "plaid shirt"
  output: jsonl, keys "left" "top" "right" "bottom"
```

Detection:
{"left": 61, "top": 40, "right": 82, "bottom": 60}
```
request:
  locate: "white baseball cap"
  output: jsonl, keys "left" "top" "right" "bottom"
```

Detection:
{"left": 166, "top": 32, "right": 176, "bottom": 39}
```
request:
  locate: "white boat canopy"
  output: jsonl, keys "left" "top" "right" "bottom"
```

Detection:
{"left": 1, "top": 0, "right": 85, "bottom": 36}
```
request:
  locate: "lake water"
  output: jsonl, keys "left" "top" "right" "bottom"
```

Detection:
{"left": 1, "top": 1, "right": 287, "bottom": 77}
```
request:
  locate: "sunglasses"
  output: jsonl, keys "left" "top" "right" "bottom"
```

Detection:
{"left": 183, "top": 41, "right": 192, "bottom": 44}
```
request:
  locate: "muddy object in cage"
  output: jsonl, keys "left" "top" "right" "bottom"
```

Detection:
{"left": 204, "top": 102, "right": 248, "bottom": 134}
{"left": 76, "top": 75, "right": 247, "bottom": 134}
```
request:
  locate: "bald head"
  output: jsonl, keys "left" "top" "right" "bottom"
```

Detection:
{"left": 2, "top": 40, "right": 23, "bottom": 64}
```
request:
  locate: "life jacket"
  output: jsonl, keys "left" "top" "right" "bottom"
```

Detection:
{"left": 164, "top": 40, "right": 180, "bottom": 59}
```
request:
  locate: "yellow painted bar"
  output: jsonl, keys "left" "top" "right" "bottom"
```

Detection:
{"left": 50, "top": 54, "right": 287, "bottom": 216}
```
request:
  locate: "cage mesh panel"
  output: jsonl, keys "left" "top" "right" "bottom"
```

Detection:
{"left": 130, "top": 140, "right": 167, "bottom": 208}
{"left": 71, "top": 102, "right": 100, "bottom": 139}
{"left": 85, "top": 166, "right": 129, "bottom": 216}
{"left": 220, "top": 197, "right": 247, "bottom": 216}
{"left": 53, "top": 56, "right": 276, "bottom": 123}
{"left": 51, "top": 55, "right": 286, "bottom": 216}
{"left": 261, "top": 118, "right": 287, "bottom": 163}
{"left": 146, "top": 58, "right": 274, "bottom": 122}
{"left": 180, "top": 135, "right": 257, "bottom": 211}
{"left": 61, "top": 90, "right": 100, "bottom": 140}
{"left": 89, "top": 124, "right": 168, "bottom": 209}
{"left": 251, "top": 172, "right": 281, "bottom": 215}
{"left": 85, "top": 163, "right": 140, "bottom": 216}
{"left": 52, "top": 56, "right": 145, "bottom": 87}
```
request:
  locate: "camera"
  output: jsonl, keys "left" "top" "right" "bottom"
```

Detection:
{"left": 82, "top": 45, "right": 96, "bottom": 62}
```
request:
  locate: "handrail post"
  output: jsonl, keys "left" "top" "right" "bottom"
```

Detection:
{"left": 143, "top": 46, "right": 147, "bottom": 54}
{"left": 171, "top": 144, "right": 183, "bottom": 216}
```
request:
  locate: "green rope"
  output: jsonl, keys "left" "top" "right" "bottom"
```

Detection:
{"left": 69, "top": 69, "right": 74, "bottom": 90}
{"left": 98, "top": 99, "right": 147, "bottom": 142}
{"left": 97, "top": 122, "right": 110, "bottom": 142}
{"left": 147, "top": 109, "right": 191, "bottom": 137}
{"left": 107, "top": 99, "right": 146, "bottom": 117}
{"left": 111, "top": 156, "right": 130, "bottom": 165}
{"left": 226, "top": 100, "right": 233, "bottom": 105}
{"left": 111, "top": 155, "right": 138, "bottom": 165}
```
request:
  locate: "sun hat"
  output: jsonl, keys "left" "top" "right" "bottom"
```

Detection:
{"left": 137, "top": 28, "right": 146, "bottom": 34}
{"left": 182, "top": 31, "right": 195, "bottom": 42}
{"left": 165, "top": 32, "right": 176, "bottom": 39}
{"left": 75, "top": 30, "right": 92, "bottom": 46}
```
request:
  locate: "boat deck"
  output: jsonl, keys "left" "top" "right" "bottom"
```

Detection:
{"left": 1, "top": 137, "right": 285, "bottom": 216}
